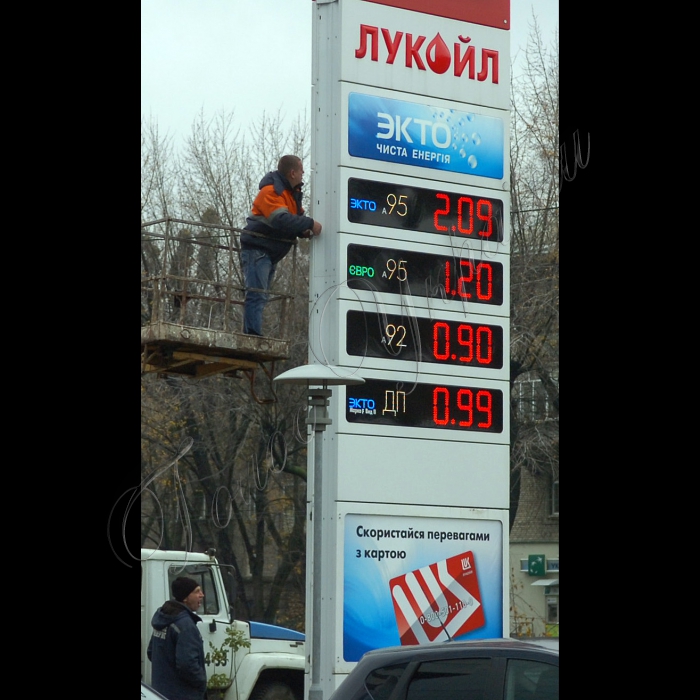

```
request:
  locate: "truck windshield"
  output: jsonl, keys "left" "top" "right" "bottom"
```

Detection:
{"left": 168, "top": 564, "right": 220, "bottom": 615}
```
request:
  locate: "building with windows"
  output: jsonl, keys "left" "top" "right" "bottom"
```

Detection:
{"left": 509, "top": 374, "right": 559, "bottom": 638}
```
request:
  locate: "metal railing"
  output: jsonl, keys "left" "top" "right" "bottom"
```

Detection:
{"left": 141, "top": 217, "right": 298, "bottom": 339}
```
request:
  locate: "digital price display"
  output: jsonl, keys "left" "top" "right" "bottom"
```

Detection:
{"left": 346, "top": 378, "right": 503, "bottom": 433}
{"left": 347, "top": 243, "right": 504, "bottom": 306}
{"left": 348, "top": 177, "right": 504, "bottom": 242}
{"left": 346, "top": 310, "right": 503, "bottom": 369}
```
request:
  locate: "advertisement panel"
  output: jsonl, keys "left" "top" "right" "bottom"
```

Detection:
{"left": 340, "top": 84, "right": 509, "bottom": 187}
{"left": 348, "top": 91, "right": 504, "bottom": 179}
{"left": 342, "top": 510, "right": 505, "bottom": 662}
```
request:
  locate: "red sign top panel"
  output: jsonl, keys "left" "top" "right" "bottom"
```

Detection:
{"left": 361, "top": 0, "right": 510, "bottom": 29}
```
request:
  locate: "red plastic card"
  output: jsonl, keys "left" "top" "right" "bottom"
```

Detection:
{"left": 389, "top": 550, "right": 485, "bottom": 644}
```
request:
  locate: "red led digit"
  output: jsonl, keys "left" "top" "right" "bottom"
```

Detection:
{"left": 476, "top": 199, "right": 493, "bottom": 237}
{"left": 457, "top": 197, "right": 474, "bottom": 235}
{"left": 444, "top": 259, "right": 451, "bottom": 295}
{"left": 476, "top": 390, "right": 492, "bottom": 428}
{"left": 457, "top": 389, "right": 474, "bottom": 427}
{"left": 476, "top": 326, "right": 492, "bottom": 364}
{"left": 457, "top": 324, "right": 473, "bottom": 363}
{"left": 433, "top": 386, "right": 450, "bottom": 425}
{"left": 434, "top": 193, "right": 449, "bottom": 231}
{"left": 475, "top": 263, "right": 492, "bottom": 300}
{"left": 457, "top": 260, "right": 473, "bottom": 298}
{"left": 433, "top": 322, "right": 450, "bottom": 360}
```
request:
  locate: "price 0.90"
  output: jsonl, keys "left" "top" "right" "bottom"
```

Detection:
{"left": 346, "top": 310, "right": 504, "bottom": 369}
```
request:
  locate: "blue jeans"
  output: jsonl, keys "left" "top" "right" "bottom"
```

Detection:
{"left": 241, "top": 248, "right": 276, "bottom": 335}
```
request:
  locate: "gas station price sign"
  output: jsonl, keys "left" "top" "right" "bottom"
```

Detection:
{"left": 346, "top": 378, "right": 503, "bottom": 433}
{"left": 347, "top": 243, "right": 504, "bottom": 306}
{"left": 348, "top": 177, "right": 504, "bottom": 242}
{"left": 346, "top": 310, "right": 503, "bottom": 369}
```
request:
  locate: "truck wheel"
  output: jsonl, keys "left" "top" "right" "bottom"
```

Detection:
{"left": 250, "top": 682, "right": 298, "bottom": 700}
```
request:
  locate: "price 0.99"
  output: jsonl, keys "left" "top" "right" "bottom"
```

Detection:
{"left": 346, "top": 379, "right": 503, "bottom": 433}
{"left": 433, "top": 386, "right": 494, "bottom": 428}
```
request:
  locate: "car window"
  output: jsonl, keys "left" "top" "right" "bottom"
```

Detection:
{"left": 405, "top": 657, "right": 491, "bottom": 700}
{"left": 350, "top": 663, "right": 409, "bottom": 700}
{"left": 505, "top": 659, "right": 558, "bottom": 700}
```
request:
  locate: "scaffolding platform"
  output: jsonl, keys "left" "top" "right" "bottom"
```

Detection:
{"left": 141, "top": 322, "right": 290, "bottom": 378}
{"left": 141, "top": 217, "right": 297, "bottom": 380}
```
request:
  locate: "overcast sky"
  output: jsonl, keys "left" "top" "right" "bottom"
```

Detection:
{"left": 141, "top": 0, "right": 558, "bottom": 142}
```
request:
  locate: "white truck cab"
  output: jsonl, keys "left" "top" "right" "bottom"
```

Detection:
{"left": 141, "top": 548, "right": 305, "bottom": 700}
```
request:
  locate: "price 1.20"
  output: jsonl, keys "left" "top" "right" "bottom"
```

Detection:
{"left": 347, "top": 243, "right": 504, "bottom": 306}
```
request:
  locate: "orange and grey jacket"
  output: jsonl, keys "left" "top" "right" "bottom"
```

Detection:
{"left": 241, "top": 170, "right": 315, "bottom": 264}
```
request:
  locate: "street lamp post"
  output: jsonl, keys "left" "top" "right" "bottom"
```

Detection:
{"left": 273, "top": 365, "right": 364, "bottom": 700}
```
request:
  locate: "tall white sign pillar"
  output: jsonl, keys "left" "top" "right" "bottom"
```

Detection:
{"left": 308, "top": 1, "right": 511, "bottom": 697}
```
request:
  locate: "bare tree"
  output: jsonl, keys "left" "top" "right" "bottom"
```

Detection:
{"left": 140, "top": 111, "right": 314, "bottom": 628}
{"left": 141, "top": 117, "right": 178, "bottom": 222}
{"left": 509, "top": 20, "right": 560, "bottom": 528}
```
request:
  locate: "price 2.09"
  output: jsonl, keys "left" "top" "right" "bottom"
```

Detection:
{"left": 434, "top": 194, "right": 495, "bottom": 238}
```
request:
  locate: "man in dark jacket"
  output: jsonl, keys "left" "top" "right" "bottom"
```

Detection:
{"left": 240, "top": 154, "right": 322, "bottom": 336}
{"left": 147, "top": 576, "right": 207, "bottom": 700}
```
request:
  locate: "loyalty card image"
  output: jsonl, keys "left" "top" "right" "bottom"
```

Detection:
{"left": 343, "top": 513, "right": 503, "bottom": 661}
{"left": 389, "top": 550, "right": 485, "bottom": 645}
